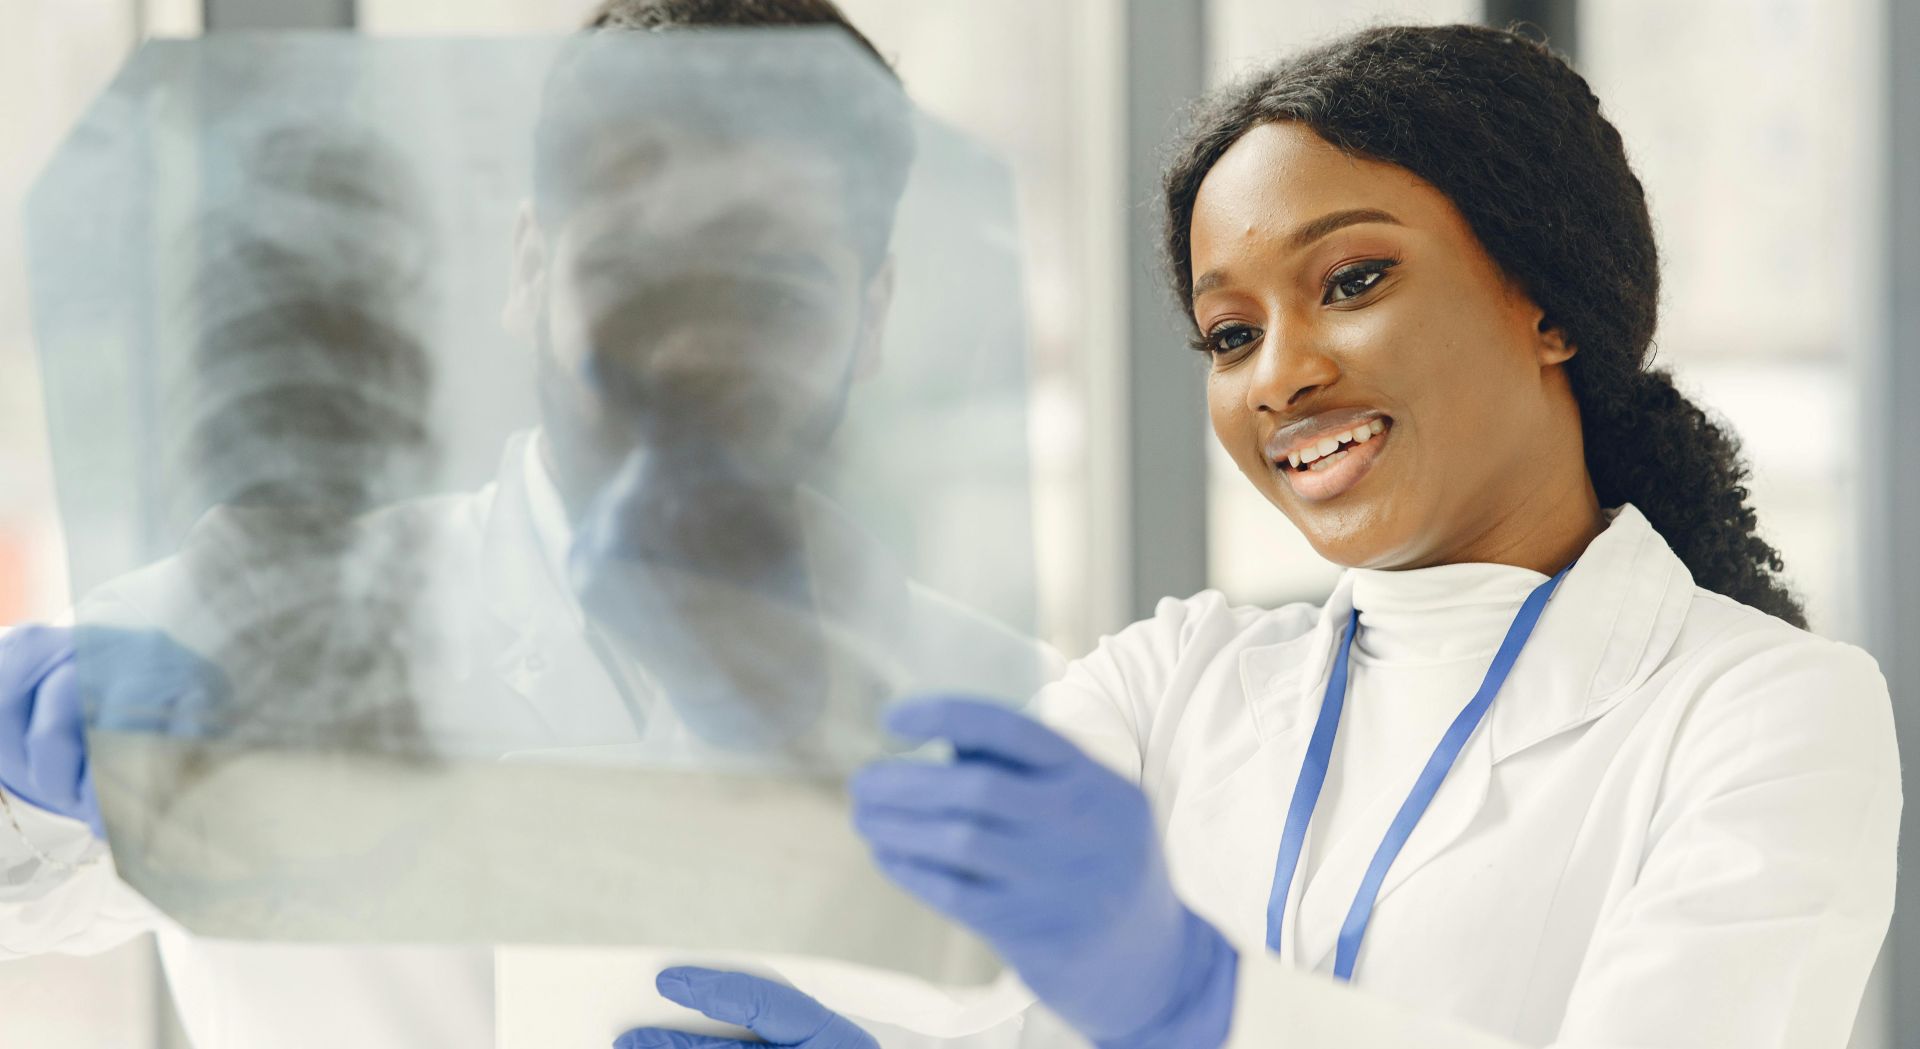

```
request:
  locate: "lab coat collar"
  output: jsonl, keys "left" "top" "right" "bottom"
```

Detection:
{"left": 1240, "top": 502, "right": 1692, "bottom": 763}
{"left": 1482, "top": 501, "right": 1697, "bottom": 761}
{"left": 1230, "top": 502, "right": 1696, "bottom": 972}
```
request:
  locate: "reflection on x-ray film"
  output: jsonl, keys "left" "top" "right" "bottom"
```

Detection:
{"left": 27, "top": 34, "right": 1048, "bottom": 980}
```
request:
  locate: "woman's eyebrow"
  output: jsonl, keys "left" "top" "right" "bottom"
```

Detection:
{"left": 1285, "top": 207, "right": 1403, "bottom": 251}
{"left": 1191, "top": 207, "right": 1404, "bottom": 297}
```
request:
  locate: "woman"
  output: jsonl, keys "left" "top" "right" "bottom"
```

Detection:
{"left": 620, "top": 22, "right": 1900, "bottom": 1049}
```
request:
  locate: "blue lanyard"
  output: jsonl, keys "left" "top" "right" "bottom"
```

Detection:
{"left": 1265, "top": 560, "right": 1575, "bottom": 981}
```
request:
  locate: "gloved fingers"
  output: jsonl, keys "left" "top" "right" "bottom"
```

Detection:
{"left": 22, "top": 658, "right": 85, "bottom": 813}
{"left": 0, "top": 626, "right": 73, "bottom": 771}
{"left": 81, "top": 628, "right": 234, "bottom": 738}
{"left": 0, "top": 661, "right": 32, "bottom": 786}
{"left": 802, "top": 1013, "right": 878, "bottom": 1049}
{"left": 883, "top": 696, "right": 1080, "bottom": 772}
{"left": 613, "top": 1031, "right": 753, "bottom": 1049}
{"left": 654, "top": 967, "right": 853, "bottom": 1046}
{"left": 871, "top": 847, "right": 1003, "bottom": 929}
{"left": 72, "top": 627, "right": 164, "bottom": 733}
{"left": 852, "top": 806, "right": 1028, "bottom": 883}
{"left": 848, "top": 759, "right": 1042, "bottom": 826}
{"left": 0, "top": 625, "right": 76, "bottom": 695}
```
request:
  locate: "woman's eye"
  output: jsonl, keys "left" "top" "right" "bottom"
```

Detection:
{"left": 1202, "top": 323, "right": 1260, "bottom": 357}
{"left": 1323, "top": 259, "right": 1398, "bottom": 305}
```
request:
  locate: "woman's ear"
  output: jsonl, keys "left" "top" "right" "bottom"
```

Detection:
{"left": 501, "top": 200, "right": 549, "bottom": 340}
{"left": 850, "top": 254, "right": 896, "bottom": 382}
{"left": 1534, "top": 310, "right": 1577, "bottom": 367}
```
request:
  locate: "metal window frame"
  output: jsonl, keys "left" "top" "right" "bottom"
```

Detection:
{"left": 1870, "top": 0, "right": 1918, "bottom": 1041}
{"left": 1120, "top": 0, "right": 1210, "bottom": 623}
{"left": 203, "top": 0, "right": 352, "bottom": 30}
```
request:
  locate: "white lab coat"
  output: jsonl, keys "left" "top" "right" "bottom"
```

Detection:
{"left": 1036, "top": 501, "right": 1899, "bottom": 1048}
{"left": 1, "top": 467, "right": 1898, "bottom": 1047}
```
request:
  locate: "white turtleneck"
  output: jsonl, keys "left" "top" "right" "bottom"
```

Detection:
{"left": 1292, "top": 559, "right": 1552, "bottom": 956}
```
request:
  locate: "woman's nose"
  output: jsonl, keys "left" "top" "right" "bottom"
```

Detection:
{"left": 1245, "top": 325, "right": 1341, "bottom": 414}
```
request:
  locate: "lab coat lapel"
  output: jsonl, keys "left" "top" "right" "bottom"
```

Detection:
{"left": 472, "top": 432, "right": 639, "bottom": 743}
{"left": 1170, "top": 577, "right": 1356, "bottom": 967}
{"left": 1289, "top": 502, "right": 1694, "bottom": 974}
{"left": 1481, "top": 502, "right": 1696, "bottom": 763}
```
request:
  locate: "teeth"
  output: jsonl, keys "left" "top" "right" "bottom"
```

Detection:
{"left": 1281, "top": 417, "right": 1389, "bottom": 472}
{"left": 1310, "top": 449, "right": 1346, "bottom": 472}
{"left": 1282, "top": 416, "right": 1390, "bottom": 468}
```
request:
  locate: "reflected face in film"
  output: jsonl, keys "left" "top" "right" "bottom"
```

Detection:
{"left": 519, "top": 129, "right": 894, "bottom": 752}
{"left": 535, "top": 130, "right": 879, "bottom": 490}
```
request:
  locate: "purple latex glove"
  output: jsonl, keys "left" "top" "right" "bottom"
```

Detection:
{"left": 850, "top": 696, "right": 1238, "bottom": 1049}
{"left": 0, "top": 625, "right": 98, "bottom": 836}
{"left": 615, "top": 967, "right": 877, "bottom": 1049}
{"left": 0, "top": 623, "right": 232, "bottom": 839}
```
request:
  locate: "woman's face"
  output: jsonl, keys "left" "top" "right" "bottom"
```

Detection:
{"left": 1189, "top": 121, "right": 1587, "bottom": 570}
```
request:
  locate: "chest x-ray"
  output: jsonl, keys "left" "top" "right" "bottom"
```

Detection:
{"left": 25, "top": 30, "right": 1051, "bottom": 1016}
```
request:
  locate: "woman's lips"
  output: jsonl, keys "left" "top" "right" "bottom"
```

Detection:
{"left": 1278, "top": 419, "right": 1392, "bottom": 502}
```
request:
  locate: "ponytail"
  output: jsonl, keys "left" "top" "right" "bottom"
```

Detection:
{"left": 1578, "top": 367, "right": 1806, "bottom": 627}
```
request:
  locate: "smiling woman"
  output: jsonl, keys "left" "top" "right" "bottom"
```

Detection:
{"left": 1163, "top": 24, "right": 1806, "bottom": 626}
{"left": 1184, "top": 119, "right": 1602, "bottom": 575}
{"left": 595, "top": 21, "right": 1896, "bottom": 1049}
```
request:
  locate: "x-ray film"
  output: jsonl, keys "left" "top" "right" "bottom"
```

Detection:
{"left": 25, "top": 31, "right": 1052, "bottom": 1014}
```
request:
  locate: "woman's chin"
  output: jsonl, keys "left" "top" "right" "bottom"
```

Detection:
{"left": 1276, "top": 503, "right": 1414, "bottom": 571}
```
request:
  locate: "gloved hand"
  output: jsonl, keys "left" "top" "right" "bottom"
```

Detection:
{"left": 850, "top": 696, "right": 1239, "bottom": 1049}
{"left": 76, "top": 626, "right": 232, "bottom": 739}
{"left": 0, "top": 624, "right": 233, "bottom": 840}
{"left": 615, "top": 966, "right": 877, "bottom": 1049}
{"left": 0, "top": 625, "right": 98, "bottom": 836}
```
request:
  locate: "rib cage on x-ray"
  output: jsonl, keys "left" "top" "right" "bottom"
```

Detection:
{"left": 168, "top": 123, "right": 437, "bottom": 756}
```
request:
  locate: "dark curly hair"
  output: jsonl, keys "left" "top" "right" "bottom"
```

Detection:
{"left": 582, "top": 0, "right": 892, "bottom": 72}
{"left": 1162, "top": 23, "right": 1806, "bottom": 627}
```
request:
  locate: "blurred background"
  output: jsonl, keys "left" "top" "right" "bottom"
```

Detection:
{"left": 1, "top": 0, "right": 1914, "bottom": 1045}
